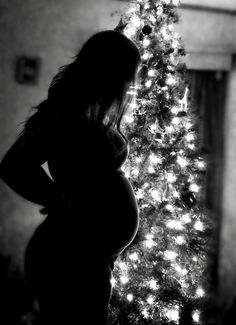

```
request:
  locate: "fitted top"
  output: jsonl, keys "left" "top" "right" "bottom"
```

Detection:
{"left": 45, "top": 121, "right": 129, "bottom": 199}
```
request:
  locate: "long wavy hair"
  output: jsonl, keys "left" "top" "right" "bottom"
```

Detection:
{"left": 22, "top": 30, "right": 141, "bottom": 139}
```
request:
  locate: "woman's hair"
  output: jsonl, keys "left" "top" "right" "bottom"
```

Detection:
{"left": 23, "top": 30, "right": 141, "bottom": 137}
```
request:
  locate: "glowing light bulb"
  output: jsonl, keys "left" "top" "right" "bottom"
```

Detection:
{"left": 175, "top": 235, "right": 186, "bottom": 245}
{"left": 192, "top": 310, "right": 200, "bottom": 322}
{"left": 132, "top": 168, "right": 139, "bottom": 176}
{"left": 166, "top": 173, "right": 176, "bottom": 183}
{"left": 110, "top": 277, "right": 116, "bottom": 287}
{"left": 186, "top": 121, "right": 192, "bottom": 129}
{"left": 149, "top": 280, "right": 158, "bottom": 290}
{"left": 173, "top": 0, "right": 180, "bottom": 6}
{"left": 129, "top": 252, "right": 139, "bottom": 261}
{"left": 166, "top": 220, "right": 183, "bottom": 230}
{"left": 190, "top": 183, "right": 200, "bottom": 193}
{"left": 149, "top": 15, "right": 156, "bottom": 24}
{"left": 177, "top": 156, "right": 188, "bottom": 168}
{"left": 182, "top": 213, "right": 191, "bottom": 223}
{"left": 173, "top": 190, "right": 180, "bottom": 198}
{"left": 151, "top": 189, "right": 161, "bottom": 202}
{"left": 131, "top": 16, "right": 141, "bottom": 28}
{"left": 166, "top": 125, "right": 175, "bottom": 133}
{"left": 150, "top": 154, "right": 162, "bottom": 164}
{"left": 148, "top": 165, "right": 155, "bottom": 173}
{"left": 194, "top": 220, "right": 204, "bottom": 231}
{"left": 165, "top": 306, "right": 179, "bottom": 322}
{"left": 146, "top": 233, "right": 153, "bottom": 240}
{"left": 136, "top": 189, "right": 144, "bottom": 200}
{"left": 145, "top": 234, "right": 155, "bottom": 248}
{"left": 196, "top": 287, "right": 205, "bottom": 298}
{"left": 185, "top": 133, "right": 195, "bottom": 142}
{"left": 171, "top": 106, "right": 179, "bottom": 114}
{"left": 127, "top": 294, "right": 134, "bottom": 302}
{"left": 166, "top": 75, "right": 176, "bottom": 85}
{"left": 142, "top": 52, "right": 150, "bottom": 60}
{"left": 188, "top": 144, "right": 195, "bottom": 150}
{"left": 123, "top": 115, "right": 134, "bottom": 123}
{"left": 164, "top": 250, "right": 178, "bottom": 260}
{"left": 147, "top": 295, "right": 154, "bottom": 305}
{"left": 172, "top": 117, "right": 181, "bottom": 125}
{"left": 196, "top": 161, "right": 205, "bottom": 169}
{"left": 142, "top": 308, "right": 149, "bottom": 319}
{"left": 118, "top": 262, "right": 128, "bottom": 271}
{"left": 163, "top": 0, "right": 171, "bottom": 5}
{"left": 143, "top": 38, "right": 151, "bottom": 47}
{"left": 120, "top": 275, "right": 129, "bottom": 284}
{"left": 166, "top": 204, "right": 175, "bottom": 212}
{"left": 125, "top": 26, "right": 136, "bottom": 38}
{"left": 145, "top": 80, "right": 152, "bottom": 88}
{"left": 175, "top": 265, "right": 188, "bottom": 276}
{"left": 148, "top": 69, "right": 156, "bottom": 77}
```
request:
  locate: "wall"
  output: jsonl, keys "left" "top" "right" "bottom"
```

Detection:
{"left": 0, "top": 0, "right": 104, "bottom": 273}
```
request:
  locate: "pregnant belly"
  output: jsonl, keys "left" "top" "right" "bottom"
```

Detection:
{"left": 99, "top": 173, "right": 140, "bottom": 254}
{"left": 27, "top": 173, "right": 140, "bottom": 261}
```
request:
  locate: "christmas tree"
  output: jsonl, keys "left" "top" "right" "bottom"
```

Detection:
{"left": 109, "top": 0, "right": 210, "bottom": 324}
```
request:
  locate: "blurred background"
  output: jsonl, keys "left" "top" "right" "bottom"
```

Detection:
{"left": 0, "top": 0, "right": 236, "bottom": 323}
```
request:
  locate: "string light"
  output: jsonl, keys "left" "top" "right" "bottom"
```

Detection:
{"left": 111, "top": 277, "right": 116, "bottom": 287}
{"left": 166, "top": 75, "right": 176, "bottom": 86}
{"left": 186, "top": 121, "right": 193, "bottom": 129}
{"left": 129, "top": 252, "right": 139, "bottom": 262}
{"left": 190, "top": 183, "right": 200, "bottom": 193}
{"left": 123, "top": 114, "right": 134, "bottom": 123}
{"left": 142, "top": 52, "right": 150, "bottom": 60}
{"left": 145, "top": 233, "right": 156, "bottom": 248}
{"left": 185, "top": 133, "right": 195, "bottom": 142}
{"left": 175, "top": 235, "right": 186, "bottom": 245}
{"left": 171, "top": 106, "right": 180, "bottom": 114}
{"left": 148, "top": 279, "right": 159, "bottom": 290}
{"left": 148, "top": 69, "right": 156, "bottom": 77}
{"left": 151, "top": 189, "right": 161, "bottom": 202}
{"left": 145, "top": 80, "right": 152, "bottom": 88}
{"left": 166, "top": 220, "right": 183, "bottom": 230}
{"left": 132, "top": 168, "right": 139, "bottom": 176}
{"left": 177, "top": 156, "right": 188, "bottom": 168}
{"left": 127, "top": 294, "right": 134, "bottom": 302}
{"left": 147, "top": 295, "right": 155, "bottom": 305}
{"left": 196, "top": 160, "right": 205, "bottom": 169}
{"left": 194, "top": 220, "right": 204, "bottom": 231}
{"left": 174, "top": 264, "right": 188, "bottom": 276}
{"left": 166, "top": 125, "right": 175, "bottom": 133}
{"left": 142, "top": 308, "right": 149, "bottom": 319}
{"left": 196, "top": 287, "right": 205, "bottom": 298}
{"left": 164, "top": 250, "right": 178, "bottom": 260}
{"left": 173, "top": 0, "right": 180, "bottom": 6}
{"left": 172, "top": 117, "right": 181, "bottom": 125}
{"left": 150, "top": 153, "right": 162, "bottom": 164}
{"left": 120, "top": 275, "right": 129, "bottom": 284}
{"left": 166, "top": 204, "right": 175, "bottom": 212}
{"left": 182, "top": 213, "right": 191, "bottom": 223}
{"left": 166, "top": 172, "right": 177, "bottom": 183}
{"left": 192, "top": 310, "right": 200, "bottom": 323}
{"left": 149, "top": 14, "right": 156, "bottom": 24}
{"left": 164, "top": 305, "right": 180, "bottom": 322}
{"left": 148, "top": 165, "right": 155, "bottom": 173}
{"left": 143, "top": 38, "right": 151, "bottom": 47}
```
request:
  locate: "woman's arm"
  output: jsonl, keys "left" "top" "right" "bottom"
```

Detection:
{"left": 0, "top": 130, "right": 63, "bottom": 209}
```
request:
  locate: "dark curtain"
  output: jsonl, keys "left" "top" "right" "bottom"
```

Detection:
{"left": 186, "top": 70, "right": 228, "bottom": 289}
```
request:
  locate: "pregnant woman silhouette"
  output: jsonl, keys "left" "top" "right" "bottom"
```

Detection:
{"left": 0, "top": 30, "right": 140, "bottom": 324}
